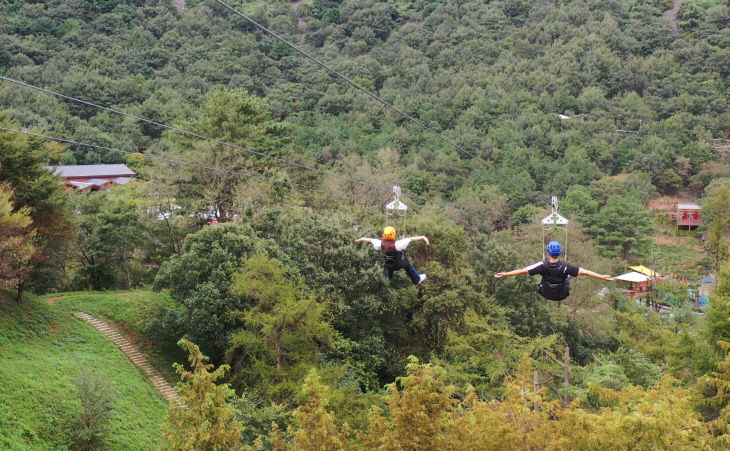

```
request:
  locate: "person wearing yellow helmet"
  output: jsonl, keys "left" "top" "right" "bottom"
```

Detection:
{"left": 356, "top": 226, "right": 429, "bottom": 285}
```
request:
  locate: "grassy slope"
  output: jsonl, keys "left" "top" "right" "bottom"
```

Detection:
{"left": 0, "top": 290, "right": 167, "bottom": 450}
{"left": 48, "top": 290, "right": 186, "bottom": 383}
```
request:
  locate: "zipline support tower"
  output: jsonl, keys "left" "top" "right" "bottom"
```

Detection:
{"left": 385, "top": 185, "right": 408, "bottom": 234}
{"left": 541, "top": 196, "right": 569, "bottom": 260}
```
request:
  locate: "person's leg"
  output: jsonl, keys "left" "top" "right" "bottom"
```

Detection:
{"left": 385, "top": 267, "right": 394, "bottom": 279}
{"left": 404, "top": 264, "right": 422, "bottom": 285}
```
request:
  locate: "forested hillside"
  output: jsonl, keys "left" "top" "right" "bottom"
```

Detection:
{"left": 2, "top": 0, "right": 730, "bottom": 448}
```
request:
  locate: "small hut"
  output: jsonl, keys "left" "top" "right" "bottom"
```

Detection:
{"left": 671, "top": 202, "right": 702, "bottom": 231}
{"left": 615, "top": 271, "right": 652, "bottom": 299}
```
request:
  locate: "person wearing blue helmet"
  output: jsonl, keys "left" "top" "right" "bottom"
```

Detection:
{"left": 494, "top": 241, "right": 613, "bottom": 301}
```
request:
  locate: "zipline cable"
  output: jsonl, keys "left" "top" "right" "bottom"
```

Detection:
{"left": 215, "top": 0, "right": 484, "bottom": 162}
{"left": 213, "top": 0, "right": 580, "bottom": 216}
{"left": 216, "top": 0, "right": 660, "bottom": 228}
{"left": 0, "top": 56, "right": 595, "bottom": 221}
{"left": 0, "top": 45, "right": 597, "bottom": 224}
{"left": 0, "top": 125, "right": 356, "bottom": 197}
{"left": 0, "top": 75, "right": 427, "bottom": 201}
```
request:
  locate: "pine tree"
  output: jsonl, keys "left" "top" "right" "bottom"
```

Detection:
{"left": 228, "top": 254, "right": 331, "bottom": 399}
{"left": 161, "top": 339, "right": 243, "bottom": 451}
{"left": 167, "top": 86, "right": 290, "bottom": 222}
{"left": 68, "top": 366, "right": 115, "bottom": 451}
{"left": 698, "top": 342, "right": 730, "bottom": 446}
{"left": 288, "top": 370, "right": 348, "bottom": 451}
{"left": 359, "top": 357, "right": 454, "bottom": 450}
{"left": 589, "top": 194, "right": 653, "bottom": 260}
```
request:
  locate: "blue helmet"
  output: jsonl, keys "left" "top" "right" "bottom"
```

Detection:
{"left": 546, "top": 241, "right": 562, "bottom": 257}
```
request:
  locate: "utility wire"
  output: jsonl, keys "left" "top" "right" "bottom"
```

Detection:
{"left": 0, "top": 125, "right": 556, "bottom": 231}
{"left": 0, "top": 30, "right": 595, "bottom": 223}
{"left": 1, "top": 123, "right": 509, "bottom": 217}
{"left": 0, "top": 75, "right": 427, "bottom": 201}
{"left": 0, "top": 125, "right": 356, "bottom": 197}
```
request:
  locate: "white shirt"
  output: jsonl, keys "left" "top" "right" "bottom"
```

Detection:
{"left": 370, "top": 238, "right": 412, "bottom": 251}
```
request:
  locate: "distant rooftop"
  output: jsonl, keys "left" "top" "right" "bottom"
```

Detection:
{"left": 616, "top": 271, "right": 651, "bottom": 283}
{"left": 677, "top": 202, "right": 701, "bottom": 210}
{"left": 48, "top": 164, "right": 135, "bottom": 178}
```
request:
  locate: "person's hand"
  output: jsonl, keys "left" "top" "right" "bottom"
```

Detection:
{"left": 423, "top": 237, "right": 430, "bottom": 246}
{"left": 494, "top": 272, "right": 506, "bottom": 279}
{"left": 603, "top": 275, "right": 614, "bottom": 281}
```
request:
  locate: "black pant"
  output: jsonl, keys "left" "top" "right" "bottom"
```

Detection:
{"left": 385, "top": 260, "right": 421, "bottom": 284}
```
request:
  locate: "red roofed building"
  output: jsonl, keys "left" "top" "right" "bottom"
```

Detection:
{"left": 47, "top": 164, "right": 135, "bottom": 190}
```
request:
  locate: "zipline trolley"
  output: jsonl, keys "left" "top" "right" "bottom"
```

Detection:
{"left": 385, "top": 185, "right": 408, "bottom": 234}
{"left": 541, "top": 196, "right": 568, "bottom": 260}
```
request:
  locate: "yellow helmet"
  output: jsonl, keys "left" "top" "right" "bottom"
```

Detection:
{"left": 383, "top": 226, "right": 396, "bottom": 240}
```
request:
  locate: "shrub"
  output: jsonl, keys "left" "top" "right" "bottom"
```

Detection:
{"left": 68, "top": 365, "right": 115, "bottom": 450}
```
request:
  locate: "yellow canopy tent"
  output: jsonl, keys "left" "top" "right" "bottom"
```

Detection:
{"left": 629, "top": 265, "right": 661, "bottom": 277}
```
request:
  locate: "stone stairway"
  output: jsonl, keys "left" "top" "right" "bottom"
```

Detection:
{"left": 73, "top": 312, "right": 183, "bottom": 406}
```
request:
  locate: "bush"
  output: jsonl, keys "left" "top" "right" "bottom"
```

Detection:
{"left": 68, "top": 365, "right": 115, "bottom": 451}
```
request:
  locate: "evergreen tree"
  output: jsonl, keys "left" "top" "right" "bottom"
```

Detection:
{"left": 161, "top": 339, "right": 243, "bottom": 451}
{"left": 589, "top": 194, "right": 653, "bottom": 260}
{"left": 708, "top": 262, "right": 730, "bottom": 346}
{"left": 151, "top": 222, "right": 282, "bottom": 362}
{"left": 698, "top": 341, "right": 730, "bottom": 447}
{"left": 71, "top": 187, "right": 143, "bottom": 290}
{"left": 287, "top": 370, "right": 347, "bottom": 451}
{"left": 68, "top": 366, "right": 115, "bottom": 451}
{"left": 228, "top": 254, "right": 332, "bottom": 399}
{"left": 359, "top": 357, "right": 454, "bottom": 450}
{"left": 166, "top": 86, "right": 291, "bottom": 222}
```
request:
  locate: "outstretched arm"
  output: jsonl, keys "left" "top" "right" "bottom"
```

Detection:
{"left": 410, "top": 236, "right": 430, "bottom": 246}
{"left": 494, "top": 268, "right": 530, "bottom": 279}
{"left": 578, "top": 268, "right": 614, "bottom": 281}
{"left": 355, "top": 237, "right": 374, "bottom": 244}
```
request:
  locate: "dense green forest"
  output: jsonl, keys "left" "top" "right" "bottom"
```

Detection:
{"left": 2, "top": 0, "right": 730, "bottom": 448}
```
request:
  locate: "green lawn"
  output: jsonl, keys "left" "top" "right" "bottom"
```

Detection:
{"left": 0, "top": 290, "right": 168, "bottom": 450}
